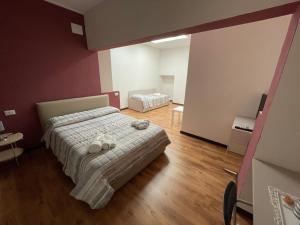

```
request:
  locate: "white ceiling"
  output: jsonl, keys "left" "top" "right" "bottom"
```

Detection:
{"left": 144, "top": 35, "right": 191, "bottom": 49}
{"left": 44, "top": 0, "right": 191, "bottom": 50}
{"left": 44, "top": 0, "right": 104, "bottom": 14}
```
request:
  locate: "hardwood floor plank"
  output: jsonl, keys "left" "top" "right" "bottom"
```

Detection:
{"left": 0, "top": 104, "right": 252, "bottom": 225}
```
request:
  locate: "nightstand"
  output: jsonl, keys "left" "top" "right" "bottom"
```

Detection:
{"left": 0, "top": 132, "right": 24, "bottom": 165}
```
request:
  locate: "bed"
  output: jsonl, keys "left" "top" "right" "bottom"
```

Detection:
{"left": 36, "top": 95, "right": 170, "bottom": 209}
{"left": 128, "top": 89, "right": 170, "bottom": 112}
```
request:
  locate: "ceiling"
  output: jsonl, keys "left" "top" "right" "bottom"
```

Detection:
{"left": 143, "top": 35, "right": 191, "bottom": 49}
{"left": 44, "top": 0, "right": 104, "bottom": 14}
{"left": 44, "top": 0, "right": 191, "bottom": 49}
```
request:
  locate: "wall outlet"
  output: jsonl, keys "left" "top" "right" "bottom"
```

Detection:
{"left": 4, "top": 110, "right": 16, "bottom": 116}
{"left": 0, "top": 121, "right": 4, "bottom": 132}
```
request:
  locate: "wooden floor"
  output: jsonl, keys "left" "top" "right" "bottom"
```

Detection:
{"left": 0, "top": 104, "right": 252, "bottom": 225}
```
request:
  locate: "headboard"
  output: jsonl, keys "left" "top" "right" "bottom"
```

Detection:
{"left": 36, "top": 95, "right": 109, "bottom": 130}
{"left": 128, "top": 89, "right": 157, "bottom": 98}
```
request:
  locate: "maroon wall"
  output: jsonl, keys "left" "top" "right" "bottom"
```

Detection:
{"left": 0, "top": 1, "right": 102, "bottom": 148}
{"left": 104, "top": 92, "right": 121, "bottom": 110}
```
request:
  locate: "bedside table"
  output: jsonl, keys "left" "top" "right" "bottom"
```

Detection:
{"left": 0, "top": 132, "right": 24, "bottom": 165}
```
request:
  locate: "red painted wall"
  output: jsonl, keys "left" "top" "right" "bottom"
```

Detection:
{"left": 103, "top": 92, "right": 121, "bottom": 109}
{"left": 0, "top": 1, "right": 103, "bottom": 148}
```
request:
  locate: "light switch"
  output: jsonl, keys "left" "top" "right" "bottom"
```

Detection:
{"left": 114, "top": 92, "right": 119, "bottom": 96}
{"left": 0, "top": 121, "right": 4, "bottom": 132}
{"left": 4, "top": 110, "right": 16, "bottom": 116}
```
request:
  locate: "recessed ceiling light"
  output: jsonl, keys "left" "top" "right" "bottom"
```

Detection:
{"left": 151, "top": 35, "right": 188, "bottom": 44}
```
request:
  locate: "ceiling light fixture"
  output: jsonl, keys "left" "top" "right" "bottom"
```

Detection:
{"left": 151, "top": 35, "right": 188, "bottom": 44}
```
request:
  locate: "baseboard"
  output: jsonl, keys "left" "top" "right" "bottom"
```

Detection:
{"left": 120, "top": 107, "right": 128, "bottom": 111}
{"left": 171, "top": 101, "right": 184, "bottom": 106}
{"left": 180, "top": 130, "right": 227, "bottom": 148}
{"left": 237, "top": 206, "right": 253, "bottom": 219}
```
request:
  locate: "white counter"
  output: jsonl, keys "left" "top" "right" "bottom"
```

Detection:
{"left": 253, "top": 159, "right": 300, "bottom": 225}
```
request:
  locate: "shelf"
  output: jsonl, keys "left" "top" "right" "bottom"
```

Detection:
{"left": 0, "top": 148, "right": 23, "bottom": 162}
{"left": 0, "top": 133, "right": 23, "bottom": 147}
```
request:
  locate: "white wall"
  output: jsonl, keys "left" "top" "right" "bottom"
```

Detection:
{"left": 100, "top": 44, "right": 191, "bottom": 108}
{"left": 182, "top": 15, "right": 291, "bottom": 145}
{"left": 159, "top": 76, "right": 174, "bottom": 100}
{"left": 254, "top": 23, "right": 300, "bottom": 174}
{"left": 110, "top": 44, "right": 160, "bottom": 108}
{"left": 159, "top": 47, "right": 190, "bottom": 104}
{"left": 84, "top": 0, "right": 297, "bottom": 50}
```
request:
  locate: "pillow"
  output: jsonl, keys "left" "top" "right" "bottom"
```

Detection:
{"left": 45, "top": 106, "right": 120, "bottom": 130}
{"left": 42, "top": 106, "right": 120, "bottom": 148}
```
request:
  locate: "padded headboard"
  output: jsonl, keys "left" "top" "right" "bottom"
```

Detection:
{"left": 128, "top": 89, "right": 157, "bottom": 98}
{"left": 36, "top": 95, "right": 109, "bottom": 130}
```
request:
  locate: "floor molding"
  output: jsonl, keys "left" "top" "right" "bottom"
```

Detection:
{"left": 237, "top": 207, "right": 253, "bottom": 220}
{"left": 171, "top": 101, "right": 184, "bottom": 106}
{"left": 180, "top": 130, "right": 227, "bottom": 148}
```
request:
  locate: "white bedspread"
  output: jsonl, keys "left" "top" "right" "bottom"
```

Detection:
{"left": 131, "top": 93, "right": 170, "bottom": 109}
{"left": 42, "top": 106, "right": 170, "bottom": 209}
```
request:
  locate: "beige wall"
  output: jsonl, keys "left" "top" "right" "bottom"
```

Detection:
{"left": 98, "top": 50, "right": 113, "bottom": 92}
{"left": 254, "top": 24, "right": 300, "bottom": 174}
{"left": 84, "top": 0, "right": 297, "bottom": 50}
{"left": 182, "top": 15, "right": 291, "bottom": 145}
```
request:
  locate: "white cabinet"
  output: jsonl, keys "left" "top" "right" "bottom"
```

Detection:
{"left": 228, "top": 116, "right": 255, "bottom": 155}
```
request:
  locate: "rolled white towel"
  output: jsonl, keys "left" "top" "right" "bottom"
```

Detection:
{"left": 88, "top": 140, "right": 103, "bottom": 153}
{"left": 101, "top": 134, "right": 116, "bottom": 151}
{"left": 131, "top": 120, "right": 150, "bottom": 130}
{"left": 102, "top": 139, "right": 116, "bottom": 151}
{"left": 136, "top": 122, "right": 149, "bottom": 130}
{"left": 131, "top": 120, "right": 138, "bottom": 127}
{"left": 88, "top": 133, "right": 116, "bottom": 153}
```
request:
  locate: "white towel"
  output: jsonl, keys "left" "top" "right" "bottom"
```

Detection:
{"left": 131, "top": 120, "right": 150, "bottom": 130}
{"left": 102, "top": 139, "right": 116, "bottom": 151}
{"left": 88, "top": 134, "right": 116, "bottom": 153}
{"left": 88, "top": 140, "right": 103, "bottom": 153}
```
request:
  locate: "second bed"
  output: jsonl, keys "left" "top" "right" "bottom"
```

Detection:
{"left": 128, "top": 89, "right": 170, "bottom": 112}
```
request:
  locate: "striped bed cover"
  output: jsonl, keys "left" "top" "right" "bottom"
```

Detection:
{"left": 42, "top": 107, "right": 170, "bottom": 209}
{"left": 131, "top": 94, "right": 170, "bottom": 109}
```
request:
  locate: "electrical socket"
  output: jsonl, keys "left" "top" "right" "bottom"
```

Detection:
{"left": 4, "top": 110, "right": 16, "bottom": 116}
{"left": 0, "top": 121, "right": 4, "bottom": 132}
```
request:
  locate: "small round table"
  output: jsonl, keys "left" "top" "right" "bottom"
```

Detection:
{"left": 0, "top": 133, "right": 24, "bottom": 165}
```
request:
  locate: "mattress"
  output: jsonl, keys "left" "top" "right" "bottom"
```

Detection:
{"left": 42, "top": 106, "right": 170, "bottom": 209}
